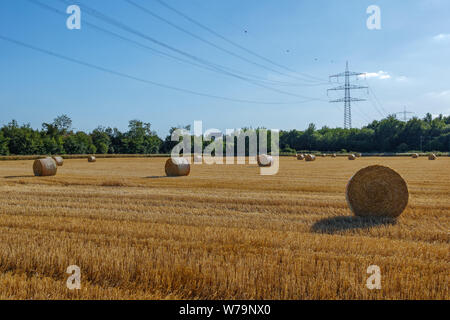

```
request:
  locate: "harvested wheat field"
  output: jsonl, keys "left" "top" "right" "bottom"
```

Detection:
{"left": 0, "top": 157, "right": 448, "bottom": 300}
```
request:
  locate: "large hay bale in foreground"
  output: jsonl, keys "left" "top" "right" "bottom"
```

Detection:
{"left": 305, "top": 154, "right": 316, "bottom": 162}
{"left": 257, "top": 154, "right": 273, "bottom": 167}
{"left": 428, "top": 153, "right": 437, "bottom": 160}
{"left": 346, "top": 165, "right": 408, "bottom": 218}
{"left": 412, "top": 153, "right": 419, "bottom": 158}
{"left": 52, "top": 156, "right": 64, "bottom": 166}
{"left": 165, "top": 157, "right": 191, "bottom": 176}
{"left": 296, "top": 154, "right": 305, "bottom": 160}
{"left": 33, "top": 158, "right": 57, "bottom": 176}
{"left": 88, "top": 156, "right": 96, "bottom": 162}
{"left": 348, "top": 154, "right": 356, "bottom": 160}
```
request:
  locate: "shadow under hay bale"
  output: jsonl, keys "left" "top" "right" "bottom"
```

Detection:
{"left": 311, "top": 216, "right": 397, "bottom": 234}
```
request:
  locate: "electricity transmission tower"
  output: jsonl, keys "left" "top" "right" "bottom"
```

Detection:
{"left": 328, "top": 62, "right": 367, "bottom": 129}
{"left": 395, "top": 106, "right": 414, "bottom": 121}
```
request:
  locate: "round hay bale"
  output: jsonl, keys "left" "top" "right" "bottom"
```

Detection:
{"left": 305, "top": 154, "right": 316, "bottom": 162}
{"left": 348, "top": 154, "right": 356, "bottom": 160}
{"left": 411, "top": 153, "right": 419, "bottom": 158}
{"left": 296, "top": 154, "right": 305, "bottom": 160}
{"left": 428, "top": 153, "right": 437, "bottom": 160}
{"left": 33, "top": 158, "right": 57, "bottom": 176}
{"left": 52, "top": 156, "right": 64, "bottom": 166}
{"left": 88, "top": 156, "right": 96, "bottom": 162}
{"left": 257, "top": 154, "right": 273, "bottom": 167}
{"left": 346, "top": 165, "right": 408, "bottom": 218}
{"left": 165, "top": 157, "right": 190, "bottom": 177}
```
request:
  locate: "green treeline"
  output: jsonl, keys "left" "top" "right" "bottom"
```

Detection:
{"left": 0, "top": 113, "right": 449, "bottom": 156}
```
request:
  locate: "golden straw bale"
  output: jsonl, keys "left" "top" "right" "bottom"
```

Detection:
{"left": 297, "top": 154, "right": 305, "bottom": 160}
{"left": 346, "top": 165, "right": 409, "bottom": 218}
{"left": 257, "top": 154, "right": 273, "bottom": 167}
{"left": 305, "top": 154, "right": 316, "bottom": 162}
{"left": 348, "top": 154, "right": 356, "bottom": 160}
{"left": 88, "top": 156, "right": 96, "bottom": 162}
{"left": 165, "top": 157, "right": 191, "bottom": 177}
{"left": 33, "top": 158, "right": 57, "bottom": 176}
{"left": 52, "top": 156, "right": 64, "bottom": 166}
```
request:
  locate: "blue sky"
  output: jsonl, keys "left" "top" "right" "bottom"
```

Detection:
{"left": 1, "top": 0, "right": 449, "bottom": 136}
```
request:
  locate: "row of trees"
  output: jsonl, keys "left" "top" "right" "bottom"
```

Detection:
{"left": 0, "top": 113, "right": 449, "bottom": 156}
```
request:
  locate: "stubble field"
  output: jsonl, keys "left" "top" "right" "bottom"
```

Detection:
{"left": 0, "top": 156, "right": 448, "bottom": 299}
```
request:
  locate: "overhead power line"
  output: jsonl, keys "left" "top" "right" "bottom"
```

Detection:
{"left": 28, "top": 0, "right": 312, "bottom": 88}
{"left": 0, "top": 34, "right": 315, "bottom": 105}
{"left": 126, "top": 0, "right": 325, "bottom": 84}
{"left": 153, "top": 0, "right": 327, "bottom": 83}
{"left": 56, "top": 0, "right": 324, "bottom": 101}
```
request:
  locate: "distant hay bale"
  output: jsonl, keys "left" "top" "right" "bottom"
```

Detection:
{"left": 257, "top": 154, "right": 273, "bottom": 167}
{"left": 428, "top": 153, "right": 437, "bottom": 160}
{"left": 296, "top": 154, "right": 305, "bottom": 160}
{"left": 346, "top": 165, "right": 409, "bottom": 218}
{"left": 348, "top": 154, "right": 356, "bottom": 160}
{"left": 193, "top": 154, "right": 202, "bottom": 163}
{"left": 52, "top": 156, "right": 64, "bottom": 166}
{"left": 33, "top": 158, "right": 57, "bottom": 177}
{"left": 88, "top": 156, "right": 96, "bottom": 162}
{"left": 412, "top": 153, "right": 419, "bottom": 158}
{"left": 165, "top": 157, "right": 191, "bottom": 176}
{"left": 305, "top": 154, "right": 316, "bottom": 162}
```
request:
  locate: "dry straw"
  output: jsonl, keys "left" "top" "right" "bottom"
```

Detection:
{"left": 257, "top": 154, "right": 273, "bottom": 167}
{"left": 52, "top": 156, "right": 64, "bottom": 166}
{"left": 33, "top": 158, "right": 57, "bottom": 176}
{"left": 88, "top": 156, "right": 96, "bottom": 162}
{"left": 297, "top": 154, "right": 305, "bottom": 160}
{"left": 165, "top": 157, "right": 191, "bottom": 176}
{"left": 412, "top": 153, "right": 419, "bottom": 158}
{"left": 428, "top": 153, "right": 437, "bottom": 160}
{"left": 346, "top": 165, "right": 409, "bottom": 217}
{"left": 305, "top": 154, "right": 316, "bottom": 162}
{"left": 348, "top": 154, "right": 356, "bottom": 160}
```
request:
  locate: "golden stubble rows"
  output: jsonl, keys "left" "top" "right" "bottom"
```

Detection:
{"left": 0, "top": 157, "right": 448, "bottom": 299}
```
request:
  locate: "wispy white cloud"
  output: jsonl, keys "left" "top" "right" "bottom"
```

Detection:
{"left": 359, "top": 71, "right": 391, "bottom": 80}
{"left": 426, "top": 90, "right": 450, "bottom": 98}
{"left": 395, "top": 76, "right": 409, "bottom": 82}
{"left": 432, "top": 33, "right": 450, "bottom": 41}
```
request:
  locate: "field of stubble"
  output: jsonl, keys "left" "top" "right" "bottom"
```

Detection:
{"left": 0, "top": 156, "right": 448, "bottom": 300}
